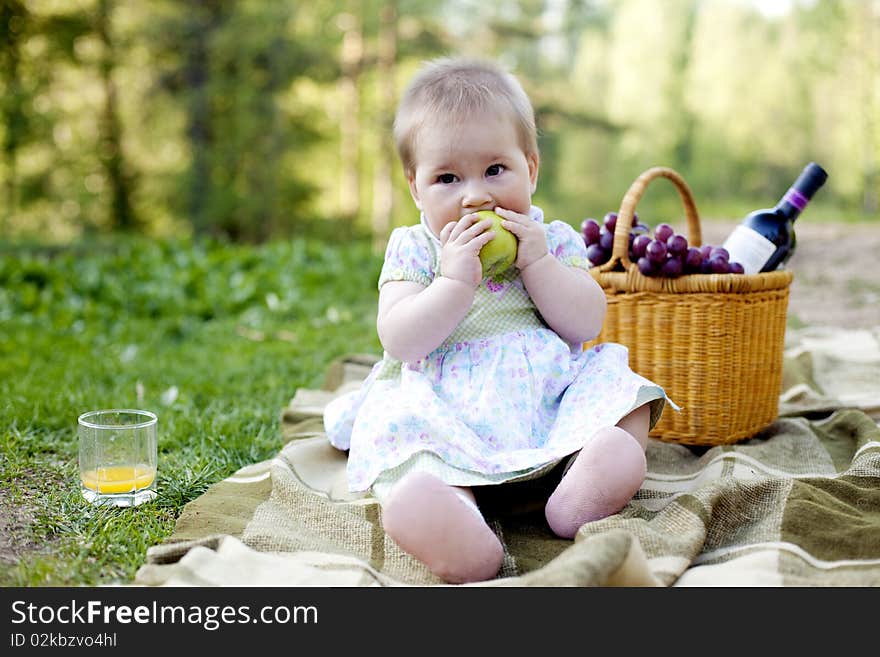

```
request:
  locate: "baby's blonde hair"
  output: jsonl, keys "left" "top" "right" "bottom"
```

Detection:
{"left": 393, "top": 57, "right": 539, "bottom": 177}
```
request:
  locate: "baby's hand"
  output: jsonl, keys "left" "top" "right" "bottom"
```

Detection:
{"left": 438, "top": 214, "right": 495, "bottom": 288}
{"left": 494, "top": 207, "right": 548, "bottom": 270}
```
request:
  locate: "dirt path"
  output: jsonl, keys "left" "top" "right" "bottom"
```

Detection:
{"left": 700, "top": 221, "right": 880, "bottom": 330}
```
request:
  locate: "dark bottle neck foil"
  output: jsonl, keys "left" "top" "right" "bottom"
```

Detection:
{"left": 794, "top": 162, "right": 829, "bottom": 198}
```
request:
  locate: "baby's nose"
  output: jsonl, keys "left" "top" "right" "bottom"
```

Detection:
{"left": 462, "top": 182, "right": 492, "bottom": 208}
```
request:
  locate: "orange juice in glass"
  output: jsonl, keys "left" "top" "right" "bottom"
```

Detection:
{"left": 78, "top": 409, "right": 157, "bottom": 506}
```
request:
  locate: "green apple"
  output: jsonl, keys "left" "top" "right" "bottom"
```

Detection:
{"left": 476, "top": 210, "right": 518, "bottom": 279}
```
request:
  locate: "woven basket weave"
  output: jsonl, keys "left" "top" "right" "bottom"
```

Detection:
{"left": 585, "top": 167, "right": 793, "bottom": 446}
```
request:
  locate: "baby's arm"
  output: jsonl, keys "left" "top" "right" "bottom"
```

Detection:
{"left": 378, "top": 214, "right": 494, "bottom": 362}
{"left": 377, "top": 278, "right": 475, "bottom": 363}
{"left": 520, "top": 255, "right": 607, "bottom": 344}
{"left": 497, "top": 208, "right": 607, "bottom": 345}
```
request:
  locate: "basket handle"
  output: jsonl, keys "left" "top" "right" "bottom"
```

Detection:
{"left": 599, "top": 167, "right": 702, "bottom": 272}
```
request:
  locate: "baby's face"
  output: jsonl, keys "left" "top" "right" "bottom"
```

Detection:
{"left": 407, "top": 112, "right": 538, "bottom": 238}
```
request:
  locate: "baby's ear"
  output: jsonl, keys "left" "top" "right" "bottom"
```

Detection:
{"left": 527, "top": 152, "right": 540, "bottom": 193}
{"left": 407, "top": 174, "right": 422, "bottom": 210}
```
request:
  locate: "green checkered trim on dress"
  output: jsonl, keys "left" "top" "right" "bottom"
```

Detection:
{"left": 377, "top": 223, "right": 590, "bottom": 348}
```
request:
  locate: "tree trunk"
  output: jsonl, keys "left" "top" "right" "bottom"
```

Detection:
{"left": 860, "top": 1, "right": 878, "bottom": 214}
{"left": 260, "top": 35, "right": 285, "bottom": 241}
{"left": 183, "top": 0, "right": 222, "bottom": 236}
{"left": 96, "top": 0, "right": 137, "bottom": 232}
{"left": 338, "top": 9, "right": 363, "bottom": 233}
{"left": 0, "top": 0, "right": 26, "bottom": 235}
{"left": 371, "top": 2, "right": 397, "bottom": 253}
{"left": 669, "top": 0, "right": 698, "bottom": 171}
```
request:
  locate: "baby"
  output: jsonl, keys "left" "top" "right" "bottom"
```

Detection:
{"left": 324, "top": 57, "right": 673, "bottom": 584}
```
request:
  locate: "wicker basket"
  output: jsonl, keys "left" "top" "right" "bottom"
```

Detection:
{"left": 585, "top": 167, "right": 793, "bottom": 446}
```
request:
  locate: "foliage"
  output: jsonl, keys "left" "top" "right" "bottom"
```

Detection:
{"left": 0, "top": 1, "right": 877, "bottom": 244}
{"left": 0, "top": 234, "right": 380, "bottom": 323}
{"left": 0, "top": 236, "right": 382, "bottom": 585}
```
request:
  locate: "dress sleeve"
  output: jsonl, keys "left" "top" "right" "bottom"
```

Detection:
{"left": 546, "top": 220, "right": 590, "bottom": 271}
{"left": 377, "top": 226, "right": 436, "bottom": 289}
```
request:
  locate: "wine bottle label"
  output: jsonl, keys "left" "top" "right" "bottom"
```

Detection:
{"left": 722, "top": 225, "right": 776, "bottom": 274}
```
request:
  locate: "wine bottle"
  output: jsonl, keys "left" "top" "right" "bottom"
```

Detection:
{"left": 722, "top": 162, "right": 828, "bottom": 274}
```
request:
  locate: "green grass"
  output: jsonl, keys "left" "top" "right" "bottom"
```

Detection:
{"left": 0, "top": 235, "right": 383, "bottom": 586}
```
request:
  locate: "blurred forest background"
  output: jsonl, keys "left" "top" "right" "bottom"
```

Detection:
{"left": 1, "top": 0, "right": 878, "bottom": 246}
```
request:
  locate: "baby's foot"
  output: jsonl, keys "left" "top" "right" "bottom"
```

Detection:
{"left": 544, "top": 427, "right": 647, "bottom": 539}
{"left": 381, "top": 472, "right": 504, "bottom": 584}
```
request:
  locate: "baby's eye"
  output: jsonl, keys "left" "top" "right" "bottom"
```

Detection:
{"left": 486, "top": 164, "right": 505, "bottom": 177}
{"left": 437, "top": 173, "right": 457, "bottom": 184}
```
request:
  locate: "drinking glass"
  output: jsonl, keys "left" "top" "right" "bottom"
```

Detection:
{"left": 78, "top": 409, "right": 158, "bottom": 507}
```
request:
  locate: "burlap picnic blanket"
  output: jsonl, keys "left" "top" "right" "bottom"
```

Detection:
{"left": 135, "top": 326, "right": 880, "bottom": 587}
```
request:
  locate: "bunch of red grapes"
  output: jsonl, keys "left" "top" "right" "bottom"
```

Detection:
{"left": 581, "top": 212, "right": 745, "bottom": 278}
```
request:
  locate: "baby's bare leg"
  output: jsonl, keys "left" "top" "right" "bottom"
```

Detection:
{"left": 544, "top": 404, "right": 651, "bottom": 539}
{"left": 615, "top": 403, "right": 651, "bottom": 449}
{"left": 381, "top": 472, "right": 504, "bottom": 584}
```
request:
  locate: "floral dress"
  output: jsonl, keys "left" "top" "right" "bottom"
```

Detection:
{"left": 324, "top": 206, "right": 672, "bottom": 501}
